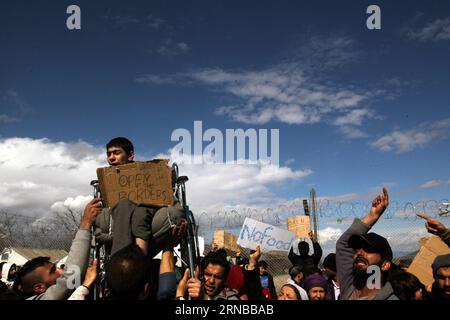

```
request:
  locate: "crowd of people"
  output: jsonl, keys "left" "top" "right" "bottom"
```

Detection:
{"left": 1, "top": 137, "right": 449, "bottom": 301}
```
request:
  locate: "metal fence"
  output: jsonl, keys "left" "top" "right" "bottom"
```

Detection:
{"left": 2, "top": 199, "right": 449, "bottom": 293}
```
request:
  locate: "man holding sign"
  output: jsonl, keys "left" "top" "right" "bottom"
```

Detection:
{"left": 288, "top": 231, "right": 323, "bottom": 277}
{"left": 94, "top": 137, "right": 184, "bottom": 257}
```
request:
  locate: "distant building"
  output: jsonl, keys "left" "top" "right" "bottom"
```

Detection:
{"left": 0, "top": 247, "right": 68, "bottom": 266}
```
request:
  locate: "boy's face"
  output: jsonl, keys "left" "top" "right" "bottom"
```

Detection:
{"left": 107, "top": 146, "right": 134, "bottom": 166}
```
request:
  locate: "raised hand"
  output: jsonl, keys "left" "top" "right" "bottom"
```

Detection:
{"left": 363, "top": 188, "right": 389, "bottom": 226}
{"left": 417, "top": 213, "right": 448, "bottom": 236}
{"left": 248, "top": 245, "right": 261, "bottom": 271}
{"left": 176, "top": 268, "right": 190, "bottom": 298}
{"left": 80, "top": 198, "right": 103, "bottom": 230}
{"left": 186, "top": 269, "right": 203, "bottom": 300}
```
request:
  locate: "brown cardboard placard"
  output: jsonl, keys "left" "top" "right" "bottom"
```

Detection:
{"left": 97, "top": 159, "right": 174, "bottom": 208}
{"left": 287, "top": 215, "right": 311, "bottom": 239}
{"left": 213, "top": 230, "right": 238, "bottom": 252}
{"left": 407, "top": 236, "right": 450, "bottom": 287}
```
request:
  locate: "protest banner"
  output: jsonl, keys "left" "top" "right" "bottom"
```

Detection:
{"left": 213, "top": 230, "right": 239, "bottom": 251}
{"left": 407, "top": 236, "right": 450, "bottom": 287}
{"left": 287, "top": 215, "right": 311, "bottom": 239}
{"left": 97, "top": 159, "right": 174, "bottom": 208}
{"left": 237, "top": 218, "right": 295, "bottom": 252}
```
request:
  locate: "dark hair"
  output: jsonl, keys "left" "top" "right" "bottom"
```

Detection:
{"left": 298, "top": 241, "right": 310, "bottom": 256}
{"left": 280, "top": 284, "right": 301, "bottom": 300}
{"left": 289, "top": 265, "right": 303, "bottom": 279}
{"left": 106, "top": 244, "right": 151, "bottom": 300}
{"left": 15, "top": 257, "right": 50, "bottom": 295}
{"left": 214, "top": 248, "right": 228, "bottom": 260}
{"left": 323, "top": 253, "right": 337, "bottom": 272}
{"left": 106, "top": 137, "right": 134, "bottom": 156}
{"left": 201, "top": 251, "right": 231, "bottom": 280}
{"left": 258, "top": 261, "right": 268, "bottom": 270}
{"left": 389, "top": 271, "right": 425, "bottom": 300}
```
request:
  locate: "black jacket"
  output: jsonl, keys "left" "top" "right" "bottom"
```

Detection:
{"left": 288, "top": 241, "right": 323, "bottom": 277}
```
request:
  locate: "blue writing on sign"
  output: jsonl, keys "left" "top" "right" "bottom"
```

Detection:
{"left": 240, "top": 224, "right": 291, "bottom": 251}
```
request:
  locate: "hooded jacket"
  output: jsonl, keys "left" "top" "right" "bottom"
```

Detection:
{"left": 1, "top": 262, "right": 16, "bottom": 288}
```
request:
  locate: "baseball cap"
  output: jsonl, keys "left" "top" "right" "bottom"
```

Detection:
{"left": 349, "top": 232, "right": 393, "bottom": 261}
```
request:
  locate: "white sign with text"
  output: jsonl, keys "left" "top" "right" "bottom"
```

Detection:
{"left": 237, "top": 218, "right": 295, "bottom": 252}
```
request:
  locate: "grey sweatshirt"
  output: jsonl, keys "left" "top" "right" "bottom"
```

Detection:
{"left": 28, "top": 229, "right": 91, "bottom": 300}
{"left": 336, "top": 218, "right": 398, "bottom": 300}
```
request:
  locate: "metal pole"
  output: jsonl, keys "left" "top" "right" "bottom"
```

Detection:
{"left": 310, "top": 188, "right": 318, "bottom": 242}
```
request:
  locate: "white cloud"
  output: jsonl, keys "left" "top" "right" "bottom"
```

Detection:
{"left": 156, "top": 150, "right": 313, "bottom": 213}
{"left": 0, "top": 114, "right": 19, "bottom": 123}
{"left": 284, "top": 158, "right": 295, "bottom": 165}
{"left": 186, "top": 65, "right": 368, "bottom": 127}
{"left": 338, "top": 126, "right": 369, "bottom": 139}
{"left": 0, "top": 137, "right": 104, "bottom": 216}
{"left": 407, "top": 17, "right": 450, "bottom": 41}
{"left": 318, "top": 227, "right": 343, "bottom": 246}
{"left": 0, "top": 137, "right": 312, "bottom": 218}
{"left": 370, "top": 118, "right": 450, "bottom": 153}
{"left": 136, "top": 35, "right": 384, "bottom": 136}
{"left": 333, "top": 109, "right": 375, "bottom": 126}
{"left": 317, "top": 193, "right": 361, "bottom": 203}
{"left": 157, "top": 39, "right": 190, "bottom": 56}
{"left": 420, "top": 179, "right": 442, "bottom": 189}
{"left": 51, "top": 195, "right": 92, "bottom": 214}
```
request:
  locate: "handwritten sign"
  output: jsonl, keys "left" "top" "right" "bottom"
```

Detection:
{"left": 407, "top": 236, "right": 450, "bottom": 287}
{"left": 237, "top": 218, "right": 295, "bottom": 252}
{"left": 287, "top": 215, "right": 311, "bottom": 239}
{"left": 214, "top": 230, "right": 238, "bottom": 251}
{"left": 97, "top": 159, "right": 174, "bottom": 208}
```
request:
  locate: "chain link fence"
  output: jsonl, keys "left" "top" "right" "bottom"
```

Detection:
{"left": 2, "top": 199, "right": 449, "bottom": 293}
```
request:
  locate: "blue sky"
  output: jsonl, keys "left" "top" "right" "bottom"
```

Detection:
{"left": 1, "top": 1, "right": 450, "bottom": 253}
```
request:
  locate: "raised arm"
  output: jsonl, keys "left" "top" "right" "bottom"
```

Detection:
{"left": 336, "top": 188, "right": 389, "bottom": 297}
{"left": 417, "top": 213, "right": 450, "bottom": 248}
{"left": 39, "top": 198, "right": 102, "bottom": 300}
{"left": 158, "top": 219, "right": 187, "bottom": 300}
{"left": 242, "top": 246, "right": 267, "bottom": 300}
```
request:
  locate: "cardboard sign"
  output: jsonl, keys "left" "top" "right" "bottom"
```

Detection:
{"left": 237, "top": 218, "right": 295, "bottom": 252}
{"left": 97, "top": 159, "right": 174, "bottom": 208}
{"left": 407, "top": 236, "right": 450, "bottom": 287}
{"left": 287, "top": 215, "right": 311, "bottom": 239}
{"left": 213, "top": 230, "right": 238, "bottom": 251}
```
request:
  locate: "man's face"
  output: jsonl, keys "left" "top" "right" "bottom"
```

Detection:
{"left": 33, "top": 262, "right": 64, "bottom": 293}
{"left": 107, "top": 146, "right": 133, "bottom": 166}
{"left": 435, "top": 267, "right": 450, "bottom": 299}
{"left": 308, "top": 287, "right": 326, "bottom": 300}
{"left": 352, "top": 245, "right": 384, "bottom": 276}
{"left": 203, "top": 263, "right": 226, "bottom": 298}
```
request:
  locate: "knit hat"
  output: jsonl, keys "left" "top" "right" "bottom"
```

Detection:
{"left": 432, "top": 254, "right": 450, "bottom": 274}
{"left": 302, "top": 274, "right": 328, "bottom": 292}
